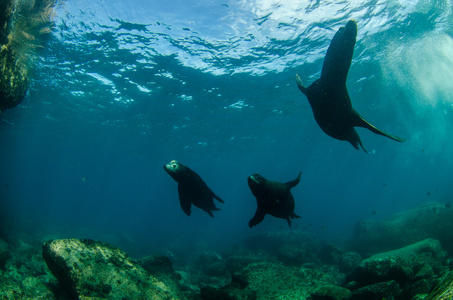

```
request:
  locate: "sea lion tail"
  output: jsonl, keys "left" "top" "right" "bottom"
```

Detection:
{"left": 286, "top": 172, "right": 302, "bottom": 189}
{"left": 295, "top": 74, "right": 307, "bottom": 95}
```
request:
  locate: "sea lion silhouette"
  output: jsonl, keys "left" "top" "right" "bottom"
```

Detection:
{"left": 164, "top": 160, "right": 224, "bottom": 217}
{"left": 248, "top": 172, "right": 302, "bottom": 228}
{"left": 296, "top": 20, "right": 405, "bottom": 152}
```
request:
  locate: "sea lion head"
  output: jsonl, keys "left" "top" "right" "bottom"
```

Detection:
{"left": 164, "top": 160, "right": 184, "bottom": 182}
{"left": 247, "top": 174, "right": 267, "bottom": 197}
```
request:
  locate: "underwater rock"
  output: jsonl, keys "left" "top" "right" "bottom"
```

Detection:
{"left": 42, "top": 238, "right": 182, "bottom": 300}
{"left": 233, "top": 261, "right": 343, "bottom": 299}
{"left": 352, "top": 202, "right": 453, "bottom": 255}
{"left": 345, "top": 238, "right": 448, "bottom": 300}
{"left": 277, "top": 243, "right": 319, "bottom": 266}
{"left": 136, "top": 255, "right": 184, "bottom": 297}
{"left": 0, "top": 43, "right": 29, "bottom": 110}
{"left": 350, "top": 280, "right": 400, "bottom": 300}
{"left": 338, "top": 251, "right": 362, "bottom": 274}
{"left": 0, "top": 238, "right": 11, "bottom": 269}
{"left": 425, "top": 270, "right": 453, "bottom": 300}
{"left": 136, "top": 255, "right": 181, "bottom": 280}
{"left": 242, "top": 231, "right": 323, "bottom": 266}
{"left": 196, "top": 250, "right": 229, "bottom": 278}
{"left": 0, "top": 0, "right": 55, "bottom": 111}
{"left": 0, "top": 274, "right": 27, "bottom": 299}
{"left": 225, "top": 247, "right": 276, "bottom": 274}
{"left": 318, "top": 243, "right": 362, "bottom": 273}
{"left": 400, "top": 278, "right": 432, "bottom": 300}
{"left": 311, "top": 284, "right": 352, "bottom": 300}
{"left": 0, "top": 240, "right": 62, "bottom": 299}
{"left": 200, "top": 283, "right": 256, "bottom": 300}
{"left": 200, "top": 261, "right": 344, "bottom": 300}
{"left": 0, "top": 0, "right": 27, "bottom": 111}
{"left": 346, "top": 238, "right": 446, "bottom": 289}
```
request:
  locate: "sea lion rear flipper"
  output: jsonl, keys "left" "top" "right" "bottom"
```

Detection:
{"left": 285, "top": 217, "right": 292, "bottom": 229}
{"left": 355, "top": 114, "right": 406, "bottom": 143}
{"left": 249, "top": 209, "right": 266, "bottom": 228}
{"left": 347, "top": 127, "right": 368, "bottom": 153}
{"left": 291, "top": 213, "right": 301, "bottom": 219}
{"left": 285, "top": 172, "right": 302, "bottom": 189}
{"left": 321, "top": 20, "right": 357, "bottom": 88}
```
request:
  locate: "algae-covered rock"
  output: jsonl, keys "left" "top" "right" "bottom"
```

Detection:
{"left": 0, "top": 240, "right": 58, "bottom": 299}
{"left": 0, "top": 238, "right": 11, "bottom": 269}
{"left": 137, "top": 255, "right": 180, "bottom": 279}
{"left": 242, "top": 231, "right": 323, "bottom": 268}
{"left": 425, "top": 271, "right": 453, "bottom": 300}
{"left": 42, "top": 238, "right": 182, "bottom": 300}
{"left": 200, "top": 261, "right": 343, "bottom": 300}
{"left": 346, "top": 238, "right": 446, "bottom": 288}
{"left": 318, "top": 243, "right": 362, "bottom": 273}
{"left": 200, "top": 285, "right": 256, "bottom": 300}
{"left": 237, "top": 261, "right": 343, "bottom": 299}
{"left": 351, "top": 280, "right": 400, "bottom": 300}
{"left": 311, "top": 284, "right": 352, "bottom": 300}
{"left": 0, "top": 0, "right": 55, "bottom": 111}
{"left": 197, "top": 250, "right": 229, "bottom": 277}
{"left": 353, "top": 202, "right": 453, "bottom": 255}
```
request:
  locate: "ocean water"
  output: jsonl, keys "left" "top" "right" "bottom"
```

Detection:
{"left": 1, "top": 0, "right": 453, "bottom": 258}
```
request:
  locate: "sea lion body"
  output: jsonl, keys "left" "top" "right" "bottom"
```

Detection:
{"left": 164, "top": 160, "right": 224, "bottom": 217}
{"left": 248, "top": 172, "right": 302, "bottom": 228}
{"left": 296, "top": 20, "right": 405, "bottom": 152}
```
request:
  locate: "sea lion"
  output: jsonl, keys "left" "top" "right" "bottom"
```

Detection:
{"left": 164, "top": 160, "right": 224, "bottom": 217}
{"left": 296, "top": 20, "right": 405, "bottom": 152}
{"left": 248, "top": 172, "right": 302, "bottom": 228}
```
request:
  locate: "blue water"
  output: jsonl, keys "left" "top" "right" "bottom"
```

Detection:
{"left": 1, "top": 0, "right": 453, "bottom": 257}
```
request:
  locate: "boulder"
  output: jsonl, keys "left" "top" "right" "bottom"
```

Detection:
{"left": 425, "top": 271, "right": 453, "bottom": 300}
{"left": 136, "top": 255, "right": 181, "bottom": 281}
{"left": 318, "top": 243, "right": 362, "bottom": 273}
{"left": 351, "top": 280, "right": 400, "bottom": 300}
{"left": 0, "top": 240, "right": 61, "bottom": 299}
{"left": 346, "top": 238, "right": 446, "bottom": 289}
{"left": 0, "top": 238, "right": 10, "bottom": 269}
{"left": 242, "top": 231, "right": 323, "bottom": 266}
{"left": 311, "top": 284, "right": 352, "bottom": 300}
{"left": 199, "top": 261, "right": 344, "bottom": 299}
{"left": 352, "top": 202, "right": 453, "bottom": 255}
{"left": 42, "top": 238, "right": 182, "bottom": 300}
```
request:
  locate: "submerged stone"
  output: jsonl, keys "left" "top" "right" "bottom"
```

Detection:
{"left": 353, "top": 202, "right": 453, "bottom": 255}
{"left": 351, "top": 280, "right": 400, "bottom": 300}
{"left": 0, "top": 238, "right": 11, "bottom": 269}
{"left": 425, "top": 271, "right": 453, "bottom": 300}
{"left": 346, "top": 238, "right": 446, "bottom": 288}
{"left": 311, "top": 284, "right": 352, "bottom": 300}
{"left": 42, "top": 238, "right": 182, "bottom": 299}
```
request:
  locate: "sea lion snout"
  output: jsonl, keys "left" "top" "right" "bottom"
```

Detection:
{"left": 164, "top": 160, "right": 182, "bottom": 181}
{"left": 248, "top": 174, "right": 263, "bottom": 186}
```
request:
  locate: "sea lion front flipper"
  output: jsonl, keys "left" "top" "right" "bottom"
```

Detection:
{"left": 178, "top": 185, "right": 192, "bottom": 216}
{"left": 213, "top": 194, "right": 225, "bottom": 203}
{"left": 285, "top": 172, "right": 302, "bottom": 189}
{"left": 321, "top": 20, "right": 357, "bottom": 88}
{"left": 249, "top": 209, "right": 266, "bottom": 228}
{"left": 355, "top": 114, "right": 406, "bottom": 143}
{"left": 295, "top": 74, "right": 308, "bottom": 95}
